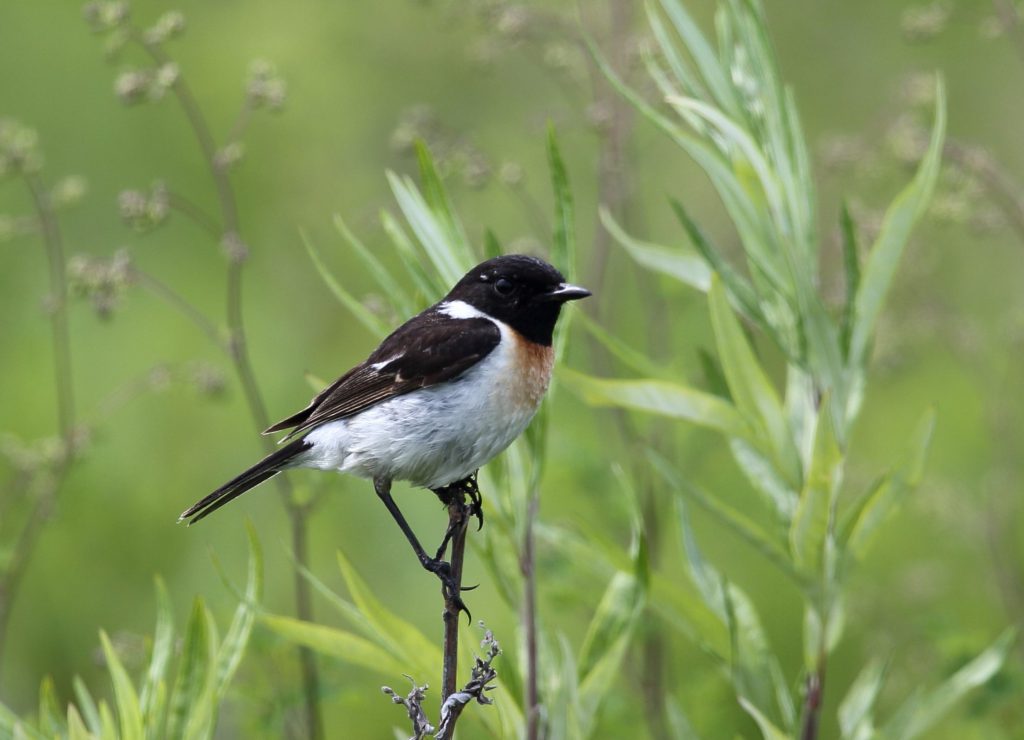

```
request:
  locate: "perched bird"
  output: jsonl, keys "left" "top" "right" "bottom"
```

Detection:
{"left": 179, "top": 254, "right": 589, "bottom": 594}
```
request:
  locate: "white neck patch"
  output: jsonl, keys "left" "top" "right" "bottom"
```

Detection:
{"left": 438, "top": 300, "right": 490, "bottom": 320}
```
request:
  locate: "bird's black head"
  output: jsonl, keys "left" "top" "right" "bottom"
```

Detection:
{"left": 445, "top": 254, "right": 591, "bottom": 346}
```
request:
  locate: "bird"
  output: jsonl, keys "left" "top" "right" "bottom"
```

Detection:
{"left": 178, "top": 253, "right": 590, "bottom": 598}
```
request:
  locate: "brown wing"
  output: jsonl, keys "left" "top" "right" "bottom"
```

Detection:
{"left": 264, "top": 312, "right": 501, "bottom": 439}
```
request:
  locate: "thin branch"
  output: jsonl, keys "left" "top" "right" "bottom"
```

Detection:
{"left": 0, "top": 172, "right": 77, "bottom": 672}
{"left": 26, "top": 174, "right": 74, "bottom": 440}
{"left": 799, "top": 659, "right": 827, "bottom": 740}
{"left": 441, "top": 496, "right": 471, "bottom": 702}
{"left": 166, "top": 190, "right": 223, "bottom": 239}
{"left": 129, "top": 29, "right": 323, "bottom": 738}
{"left": 944, "top": 138, "right": 1024, "bottom": 242}
{"left": 133, "top": 267, "right": 225, "bottom": 349}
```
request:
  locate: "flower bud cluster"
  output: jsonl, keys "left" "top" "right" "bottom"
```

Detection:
{"left": 67, "top": 249, "right": 133, "bottom": 319}
{"left": 118, "top": 182, "right": 169, "bottom": 231}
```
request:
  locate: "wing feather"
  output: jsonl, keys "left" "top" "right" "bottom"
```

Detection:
{"left": 264, "top": 311, "right": 501, "bottom": 439}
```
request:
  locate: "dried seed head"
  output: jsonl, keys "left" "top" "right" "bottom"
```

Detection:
{"left": 247, "top": 60, "right": 287, "bottom": 111}
{"left": 51, "top": 176, "right": 88, "bottom": 208}
{"left": 144, "top": 11, "right": 186, "bottom": 44}
{"left": 0, "top": 119, "right": 44, "bottom": 176}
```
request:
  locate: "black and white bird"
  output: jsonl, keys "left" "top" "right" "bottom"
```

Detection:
{"left": 178, "top": 254, "right": 589, "bottom": 591}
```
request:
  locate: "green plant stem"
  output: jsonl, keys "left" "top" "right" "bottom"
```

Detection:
{"left": 520, "top": 489, "right": 541, "bottom": 740}
{"left": 133, "top": 267, "right": 224, "bottom": 348}
{"left": 134, "top": 31, "right": 323, "bottom": 739}
{"left": 0, "top": 173, "right": 76, "bottom": 675}
{"left": 166, "top": 190, "right": 223, "bottom": 240}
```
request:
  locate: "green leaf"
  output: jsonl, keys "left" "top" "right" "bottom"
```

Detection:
{"left": 839, "top": 202, "right": 860, "bottom": 359}
{"left": 38, "top": 676, "right": 62, "bottom": 737}
{"left": 708, "top": 275, "right": 801, "bottom": 485}
{"left": 261, "top": 615, "right": 407, "bottom": 677}
{"left": 668, "top": 199, "right": 762, "bottom": 324}
{"left": 848, "top": 78, "right": 946, "bottom": 370}
{"left": 839, "top": 657, "right": 887, "bottom": 740}
{"left": 729, "top": 438, "right": 798, "bottom": 522}
{"left": 654, "top": 453, "right": 806, "bottom": 588}
{"left": 789, "top": 406, "right": 842, "bottom": 575}
{"left": 302, "top": 229, "right": 389, "bottom": 337}
{"left": 654, "top": 0, "right": 742, "bottom": 117}
{"left": 214, "top": 522, "right": 262, "bottom": 700}
{"left": 336, "top": 550, "right": 440, "bottom": 677}
{"left": 560, "top": 367, "right": 752, "bottom": 440}
{"left": 100, "top": 630, "right": 144, "bottom": 740}
{"left": 878, "top": 630, "right": 1015, "bottom": 740}
{"left": 333, "top": 213, "right": 414, "bottom": 319}
{"left": 575, "top": 311, "right": 675, "bottom": 381}
{"left": 844, "top": 408, "right": 935, "bottom": 559}
{"left": 380, "top": 210, "right": 440, "bottom": 301}
{"left": 139, "top": 578, "right": 174, "bottom": 733}
{"left": 739, "top": 697, "right": 790, "bottom": 740}
{"left": 677, "top": 500, "right": 793, "bottom": 728}
{"left": 67, "top": 706, "right": 91, "bottom": 740}
{"left": 73, "top": 676, "right": 103, "bottom": 734}
{"left": 415, "top": 141, "right": 475, "bottom": 268}
{"left": 601, "top": 206, "right": 711, "bottom": 292}
{"left": 547, "top": 125, "right": 576, "bottom": 281}
{"left": 165, "top": 599, "right": 212, "bottom": 740}
{"left": 665, "top": 697, "right": 702, "bottom": 740}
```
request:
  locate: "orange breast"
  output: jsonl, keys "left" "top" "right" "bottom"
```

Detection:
{"left": 509, "top": 332, "right": 554, "bottom": 410}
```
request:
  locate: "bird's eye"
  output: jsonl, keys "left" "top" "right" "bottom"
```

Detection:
{"left": 494, "top": 277, "right": 514, "bottom": 296}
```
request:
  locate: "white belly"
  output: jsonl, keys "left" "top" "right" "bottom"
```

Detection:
{"left": 298, "top": 322, "right": 552, "bottom": 489}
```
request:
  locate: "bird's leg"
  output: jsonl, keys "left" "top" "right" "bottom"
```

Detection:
{"left": 373, "top": 478, "right": 470, "bottom": 616}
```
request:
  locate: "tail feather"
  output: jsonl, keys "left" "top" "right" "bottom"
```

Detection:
{"left": 178, "top": 438, "right": 312, "bottom": 525}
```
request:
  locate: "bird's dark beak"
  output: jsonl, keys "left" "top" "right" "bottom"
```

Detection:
{"left": 543, "top": 282, "right": 592, "bottom": 302}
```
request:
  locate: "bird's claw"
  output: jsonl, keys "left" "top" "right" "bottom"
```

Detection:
{"left": 426, "top": 559, "right": 473, "bottom": 622}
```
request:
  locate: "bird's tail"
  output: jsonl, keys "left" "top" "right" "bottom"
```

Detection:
{"left": 178, "top": 438, "right": 312, "bottom": 525}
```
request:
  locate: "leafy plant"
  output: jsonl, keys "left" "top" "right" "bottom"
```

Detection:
{"left": 563, "top": 0, "right": 1014, "bottom": 737}
{"left": 0, "top": 525, "right": 262, "bottom": 740}
{"left": 266, "top": 133, "right": 647, "bottom": 738}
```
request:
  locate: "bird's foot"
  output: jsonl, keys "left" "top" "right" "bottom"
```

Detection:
{"left": 433, "top": 474, "right": 484, "bottom": 531}
{"left": 425, "top": 558, "right": 473, "bottom": 622}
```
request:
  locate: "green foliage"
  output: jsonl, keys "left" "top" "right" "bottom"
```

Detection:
{"left": 276, "top": 137, "right": 645, "bottom": 738}
{"left": 0, "top": 526, "right": 262, "bottom": 739}
{"left": 564, "top": 0, "right": 1012, "bottom": 737}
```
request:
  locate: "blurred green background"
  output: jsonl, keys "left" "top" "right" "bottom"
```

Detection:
{"left": 1, "top": 0, "right": 1022, "bottom": 737}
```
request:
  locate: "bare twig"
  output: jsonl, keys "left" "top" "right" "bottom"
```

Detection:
{"left": 382, "top": 677, "right": 435, "bottom": 740}
{"left": 441, "top": 495, "right": 471, "bottom": 702}
{"left": 436, "top": 630, "right": 501, "bottom": 740}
